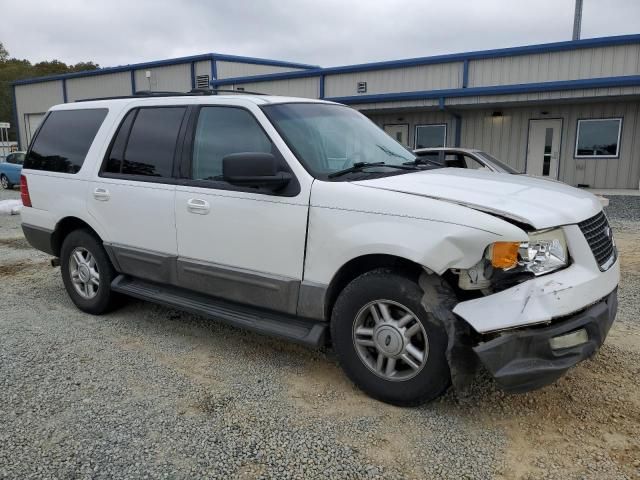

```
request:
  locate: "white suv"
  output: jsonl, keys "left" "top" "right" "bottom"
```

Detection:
{"left": 20, "top": 93, "right": 619, "bottom": 406}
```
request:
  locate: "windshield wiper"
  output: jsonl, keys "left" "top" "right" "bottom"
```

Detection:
{"left": 403, "top": 157, "right": 444, "bottom": 167}
{"left": 377, "top": 144, "right": 409, "bottom": 160}
{"left": 328, "top": 161, "right": 419, "bottom": 179}
{"left": 328, "top": 162, "right": 386, "bottom": 178}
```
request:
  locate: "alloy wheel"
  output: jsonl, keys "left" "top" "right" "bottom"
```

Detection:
{"left": 69, "top": 247, "right": 100, "bottom": 299}
{"left": 352, "top": 299, "right": 428, "bottom": 381}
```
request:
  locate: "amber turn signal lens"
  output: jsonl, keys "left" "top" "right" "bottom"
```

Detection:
{"left": 491, "top": 242, "right": 520, "bottom": 269}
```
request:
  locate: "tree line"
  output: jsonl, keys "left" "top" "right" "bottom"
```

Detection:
{"left": 0, "top": 42, "right": 99, "bottom": 142}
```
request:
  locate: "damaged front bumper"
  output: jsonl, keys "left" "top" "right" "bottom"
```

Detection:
{"left": 473, "top": 288, "right": 617, "bottom": 393}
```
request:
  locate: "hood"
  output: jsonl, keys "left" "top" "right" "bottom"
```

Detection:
{"left": 353, "top": 168, "right": 602, "bottom": 230}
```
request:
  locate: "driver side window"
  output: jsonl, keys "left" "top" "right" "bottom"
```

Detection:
{"left": 192, "top": 107, "right": 273, "bottom": 181}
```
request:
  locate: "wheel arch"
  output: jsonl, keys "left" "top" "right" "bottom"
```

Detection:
{"left": 51, "top": 216, "right": 103, "bottom": 257}
{"left": 323, "top": 253, "right": 425, "bottom": 321}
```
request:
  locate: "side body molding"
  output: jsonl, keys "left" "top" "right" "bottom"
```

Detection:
{"left": 104, "top": 244, "right": 304, "bottom": 315}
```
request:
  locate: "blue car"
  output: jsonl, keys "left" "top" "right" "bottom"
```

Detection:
{"left": 0, "top": 151, "right": 25, "bottom": 189}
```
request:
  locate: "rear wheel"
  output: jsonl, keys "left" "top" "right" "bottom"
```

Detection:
{"left": 0, "top": 174, "right": 11, "bottom": 189}
{"left": 331, "top": 269, "right": 451, "bottom": 406}
{"left": 60, "top": 229, "right": 118, "bottom": 314}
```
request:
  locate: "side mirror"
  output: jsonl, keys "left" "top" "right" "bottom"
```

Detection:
{"left": 222, "top": 153, "right": 292, "bottom": 190}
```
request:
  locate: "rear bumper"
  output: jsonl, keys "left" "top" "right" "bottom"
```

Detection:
{"left": 473, "top": 288, "right": 617, "bottom": 393}
{"left": 22, "top": 223, "right": 55, "bottom": 255}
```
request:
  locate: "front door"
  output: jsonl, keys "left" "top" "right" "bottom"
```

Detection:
{"left": 384, "top": 124, "right": 409, "bottom": 147}
{"left": 527, "top": 119, "right": 562, "bottom": 178}
{"left": 174, "top": 105, "right": 309, "bottom": 314}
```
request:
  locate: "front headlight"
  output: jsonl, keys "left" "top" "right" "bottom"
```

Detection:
{"left": 519, "top": 228, "right": 568, "bottom": 275}
{"left": 489, "top": 228, "right": 568, "bottom": 276}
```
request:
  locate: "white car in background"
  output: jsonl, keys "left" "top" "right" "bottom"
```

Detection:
{"left": 19, "top": 94, "right": 619, "bottom": 406}
{"left": 412, "top": 147, "right": 521, "bottom": 173}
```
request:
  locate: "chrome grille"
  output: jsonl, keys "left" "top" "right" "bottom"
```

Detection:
{"left": 578, "top": 211, "right": 616, "bottom": 271}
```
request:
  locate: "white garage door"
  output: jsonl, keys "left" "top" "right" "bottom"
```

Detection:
{"left": 25, "top": 113, "right": 46, "bottom": 147}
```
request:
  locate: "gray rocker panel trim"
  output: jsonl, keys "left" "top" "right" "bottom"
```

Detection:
{"left": 104, "top": 244, "right": 324, "bottom": 320}
{"left": 176, "top": 257, "right": 300, "bottom": 314}
{"left": 297, "top": 281, "right": 328, "bottom": 320}
{"left": 104, "top": 244, "right": 330, "bottom": 319}
{"left": 104, "top": 243, "right": 177, "bottom": 285}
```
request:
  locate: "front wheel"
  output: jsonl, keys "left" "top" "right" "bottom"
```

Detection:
{"left": 60, "top": 229, "right": 118, "bottom": 314}
{"left": 331, "top": 269, "right": 451, "bottom": 406}
{"left": 0, "top": 174, "right": 11, "bottom": 189}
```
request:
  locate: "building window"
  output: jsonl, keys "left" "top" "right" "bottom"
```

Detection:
{"left": 415, "top": 124, "right": 447, "bottom": 149}
{"left": 575, "top": 118, "right": 622, "bottom": 158}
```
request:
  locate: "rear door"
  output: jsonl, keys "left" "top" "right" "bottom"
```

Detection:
{"left": 88, "top": 106, "right": 188, "bottom": 283}
{"left": 174, "top": 105, "right": 309, "bottom": 314}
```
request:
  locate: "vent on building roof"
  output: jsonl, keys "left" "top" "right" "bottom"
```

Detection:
{"left": 196, "top": 74, "right": 210, "bottom": 89}
{"left": 357, "top": 81, "right": 367, "bottom": 94}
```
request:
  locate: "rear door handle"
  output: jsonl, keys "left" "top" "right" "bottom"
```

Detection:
{"left": 93, "top": 187, "right": 110, "bottom": 201}
{"left": 187, "top": 198, "right": 210, "bottom": 215}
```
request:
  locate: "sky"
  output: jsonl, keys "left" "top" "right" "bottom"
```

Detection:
{"left": 1, "top": 0, "right": 639, "bottom": 68}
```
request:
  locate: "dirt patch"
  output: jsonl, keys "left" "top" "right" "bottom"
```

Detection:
{"left": 0, "top": 237, "right": 32, "bottom": 250}
{"left": 235, "top": 462, "right": 266, "bottom": 479}
{"left": 0, "top": 260, "right": 38, "bottom": 275}
{"left": 286, "top": 355, "right": 382, "bottom": 419}
{"left": 284, "top": 356, "right": 425, "bottom": 477}
{"left": 492, "top": 340, "right": 640, "bottom": 479}
{"left": 616, "top": 231, "right": 640, "bottom": 274}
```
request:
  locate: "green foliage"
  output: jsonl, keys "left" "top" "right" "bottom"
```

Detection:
{"left": 0, "top": 41, "right": 99, "bottom": 142}
{"left": 0, "top": 43, "right": 8, "bottom": 62}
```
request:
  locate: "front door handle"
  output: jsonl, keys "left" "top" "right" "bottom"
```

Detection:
{"left": 93, "top": 187, "right": 110, "bottom": 201}
{"left": 187, "top": 198, "right": 210, "bottom": 215}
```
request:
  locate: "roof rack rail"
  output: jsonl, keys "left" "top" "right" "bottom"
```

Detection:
{"left": 189, "top": 87, "right": 267, "bottom": 95}
{"left": 75, "top": 88, "right": 267, "bottom": 102}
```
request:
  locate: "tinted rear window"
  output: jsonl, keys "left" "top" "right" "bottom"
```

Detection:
{"left": 104, "top": 109, "right": 136, "bottom": 174}
{"left": 24, "top": 109, "right": 108, "bottom": 174}
{"left": 112, "top": 107, "right": 186, "bottom": 177}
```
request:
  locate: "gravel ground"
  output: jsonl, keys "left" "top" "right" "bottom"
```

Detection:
{"left": 605, "top": 195, "right": 640, "bottom": 224}
{"left": 0, "top": 188, "right": 638, "bottom": 479}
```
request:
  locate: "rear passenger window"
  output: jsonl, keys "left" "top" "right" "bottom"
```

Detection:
{"left": 105, "top": 107, "right": 186, "bottom": 178}
{"left": 24, "top": 109, "right": 107, "bottom": 174}
{"left": 104, "top": 110, "right": 136, "bottom": 174}
{"left": 191, "top": 107, "right": 273, "bottom": 180}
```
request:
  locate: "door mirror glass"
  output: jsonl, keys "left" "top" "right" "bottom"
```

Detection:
{"left": 222, "top": 153, "right": 291, "bottom": 190}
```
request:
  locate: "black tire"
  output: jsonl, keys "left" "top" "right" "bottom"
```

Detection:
{"left": 60, "top": 229, "right": 118, "bottom": 315}
{"left": 0, "top": 174, "right": 11, "bottom": 190}
{"left": 331, "top": 269, "right": 451, "bottom": 406}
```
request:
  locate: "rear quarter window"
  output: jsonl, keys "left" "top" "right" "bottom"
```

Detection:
{"left": 24, "top": 108, "right": 108, "bottom": 174}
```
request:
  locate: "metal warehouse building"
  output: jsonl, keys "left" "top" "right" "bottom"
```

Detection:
{"left": 12, "top": 54, "right": 318, "bottom": 148}
{"left": 13, "top": 34, "right": 640, "bottom": 189}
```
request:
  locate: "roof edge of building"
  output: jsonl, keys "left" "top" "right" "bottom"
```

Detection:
{"left": 12, "top": 53, "right": 319, "bottom": 86}
{"left": 212, "top": 33, "right": 640, "bottom": 86}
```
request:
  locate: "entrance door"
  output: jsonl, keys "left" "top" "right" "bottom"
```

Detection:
{"left": 384, "top": 124, "right": 409, "bottom": 147}
{"left": 527, "top": 119, "right": 562, "bottom": 178}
